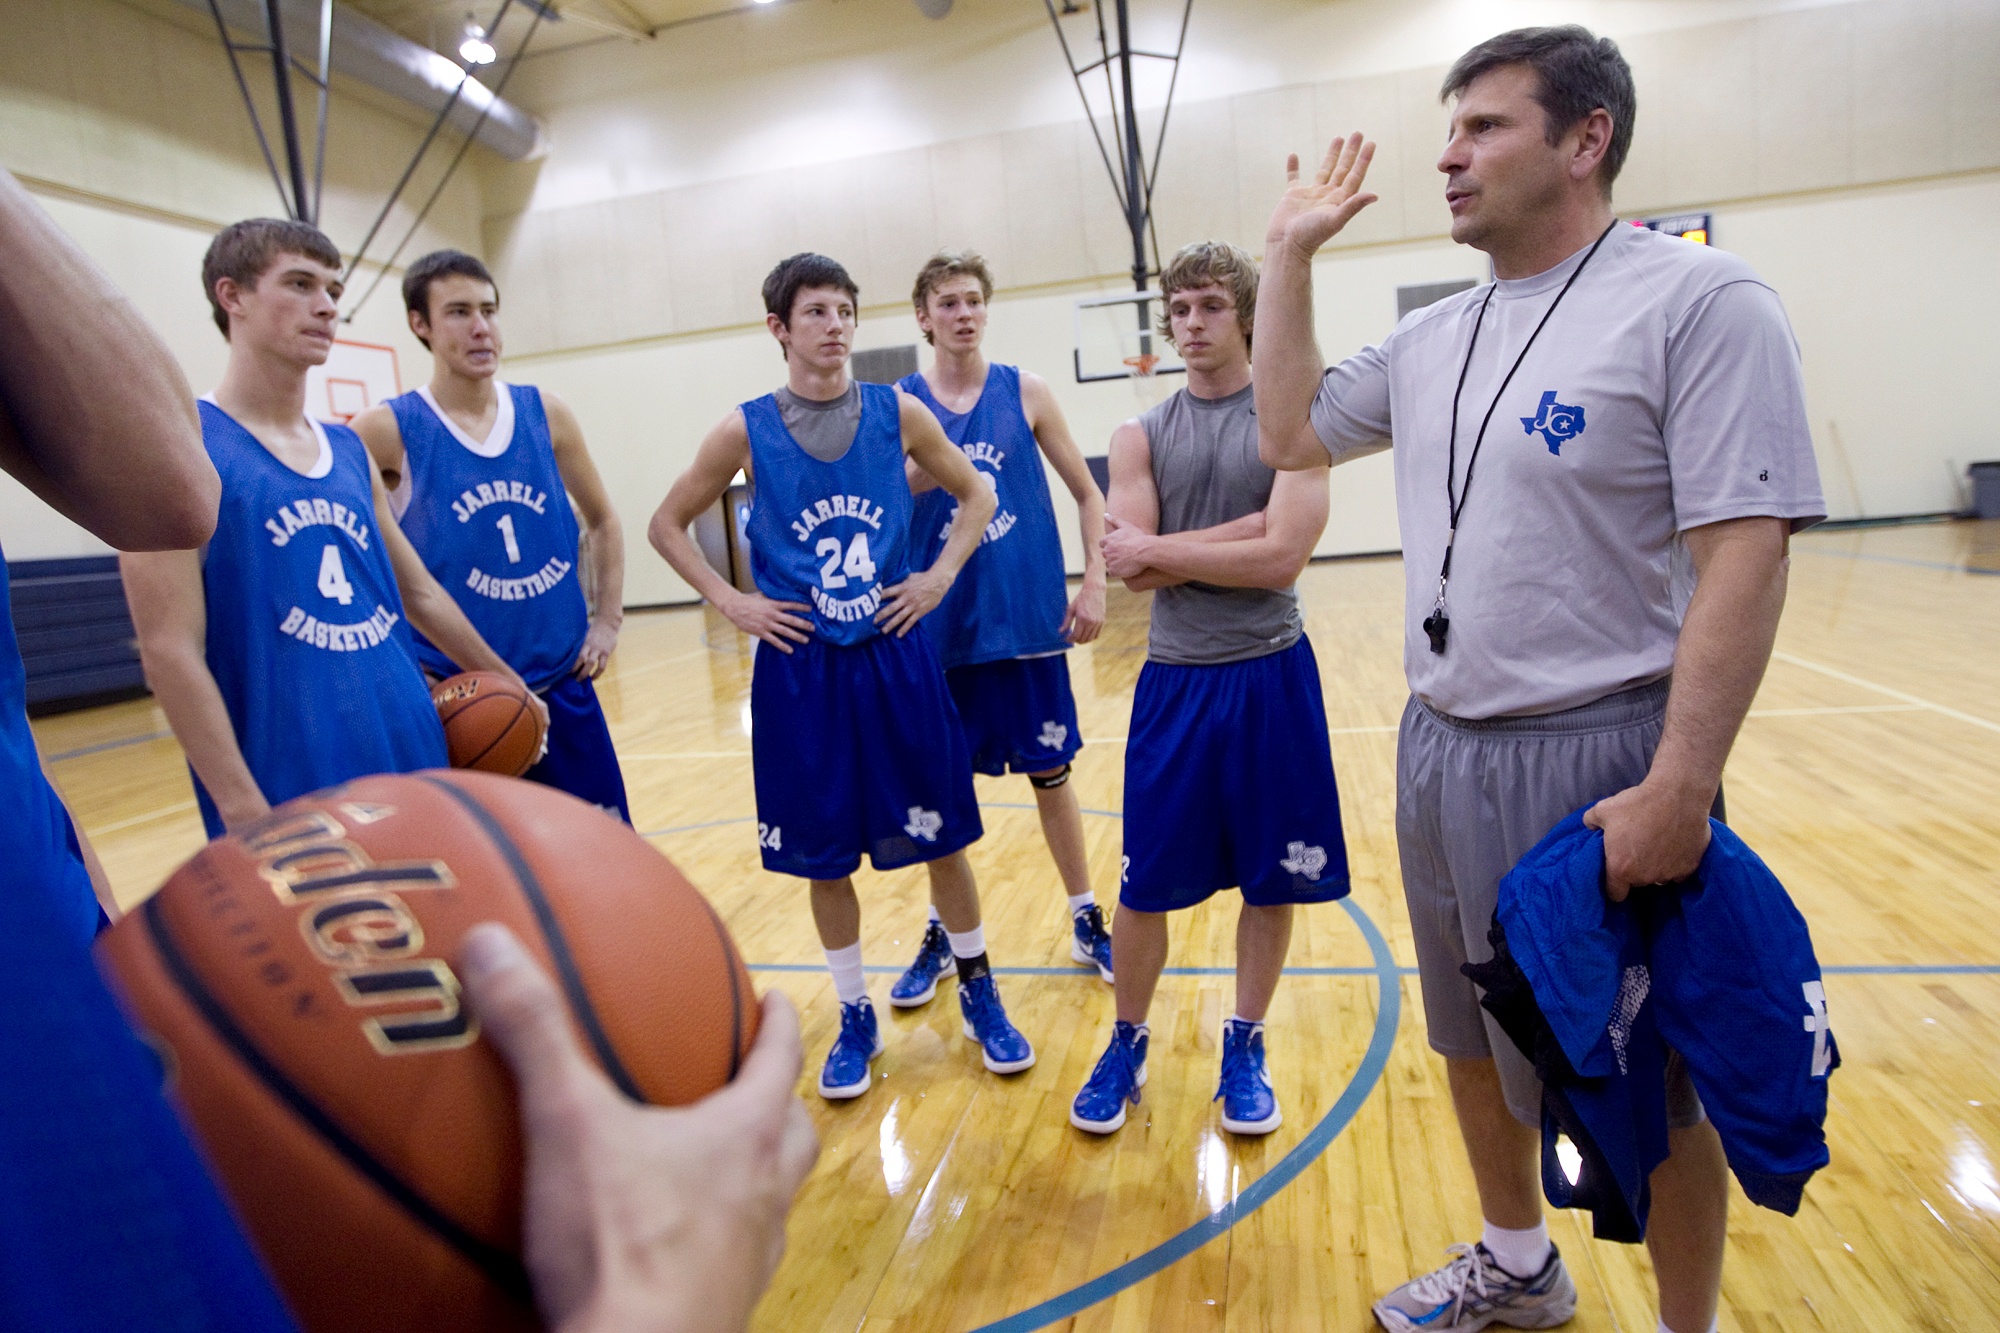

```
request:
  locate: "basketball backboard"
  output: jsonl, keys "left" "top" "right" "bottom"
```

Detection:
{"left": 307, "top": 339, "right": 403, "bottom": 423}
{"left": 1073, "top": 291, "right": 1186, "bottom": 383}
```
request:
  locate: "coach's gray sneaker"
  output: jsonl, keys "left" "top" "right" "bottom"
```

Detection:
{"left": 1372, "top": 1242, "right": 1576, "bottom": 1332}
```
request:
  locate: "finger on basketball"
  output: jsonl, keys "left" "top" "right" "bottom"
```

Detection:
{"left": 459, "top": 923, "right": 602, "bottom": 1113}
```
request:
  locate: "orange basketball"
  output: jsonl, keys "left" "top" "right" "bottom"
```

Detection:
{"left": 432, "top": 671, "right": 545, "bottom": 777}
{"left": 96, "top": 771, "right": 759, "bottom": 1333}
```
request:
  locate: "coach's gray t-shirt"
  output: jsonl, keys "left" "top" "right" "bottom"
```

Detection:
{"left": 1141, "top": 384, "right": 1303, "bottom": 665}
{"left": 1311, "top": 223, "right": 1824, "bottom": 719}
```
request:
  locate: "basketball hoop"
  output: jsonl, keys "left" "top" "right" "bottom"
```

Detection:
{"left": 1122, "top": 353, "right": 1161, "bottom": 378}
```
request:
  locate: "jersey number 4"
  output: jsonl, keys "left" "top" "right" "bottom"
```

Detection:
{"left": 815, "top": 533, "right": 876, "bottom": 589}
{"left": 317, "top": 544, "right": 355, "bottom": 605}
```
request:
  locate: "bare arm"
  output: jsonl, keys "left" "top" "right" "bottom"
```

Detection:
{"left": 1100, "top": 420, "right": 1267, "bottom": 592}
{"left": 372, "top": 461, "right": 549, "bottom": 732}
{"left": 647, "top": 414, "right": 813, "bottom": 654}
{"left": 877, "top": 396, "right": 997, "bottom": 637}
{"left": 1106, "top": 466, "right": 1329, "bottom": 591}
{"left": 120, "top": 549, "right": 272, "bottom": 831}
{"left": 1253, "top": 134, "right": 1378, "bottom": 472}
{"left": 1020, "top": 371, "right": 1107, "bottom": 644}
{"left": 0, "top": 167, "right": 217, "bottom": 548}
{"left": 1586, "top": 516, "right": 1791, "bottom": 897}
{"left": 348, "top": 403, "right": 406, "bottom": 494}
{"left": 543, "top": 391, "right": 625, "bottom": 679}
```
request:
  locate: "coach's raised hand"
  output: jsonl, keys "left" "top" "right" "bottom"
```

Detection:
{"left": 1266, "top": 133, "right": 1379, "bottom": 261}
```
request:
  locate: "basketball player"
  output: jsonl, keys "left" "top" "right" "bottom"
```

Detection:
{"left": 1254, "top": 30, "right": 1824, "bottom": 1333}
{"left": 1069, "top": 241, "right": 1349, "bottom": 1138}
{"left": 888, "top": 250, "right": 1113, "bottom": 1007}
{"left": 351, "top": 249, "right": 631, "bottom": 820}
{"left": 122, "top": 220, "right": 545, "bottom": 840}
{"left": 649, "top": 252, "right": 1035, "bottom": 1101}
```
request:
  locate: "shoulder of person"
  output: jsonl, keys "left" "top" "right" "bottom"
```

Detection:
{"left": 1608, "top": 224, "right": 1772, "bottom": 321}
{"left": 1383, "top": 281, "right": 1489, "bottom": 350}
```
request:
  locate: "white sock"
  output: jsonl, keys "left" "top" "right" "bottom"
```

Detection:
{"left": 927, "top": 905, "right": 941, "bottom": 924}
{"left": 824, "top": 942, "right": 867, "bottom": 1005}
{"left": 1657, "top": 1321, "right": 1718, "bottom": 1333}
{"left": 1481, "top": 1218, "right": 1551, "bottom": 1279}
{"left": 1068, "top": 893, "right": 1095, "bottom": 916}
{"left": 945, "top": 924, "right": 987, "bottom": 959}
{"left": 1229, "top": 1013, "right": 1263, "bottom": 1030}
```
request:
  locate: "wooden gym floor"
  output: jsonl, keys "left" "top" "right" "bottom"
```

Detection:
{"left": 39, "top": 518, "right": 2000, "bottom": 1332}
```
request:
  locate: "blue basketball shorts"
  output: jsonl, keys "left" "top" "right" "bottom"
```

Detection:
{"left": 525, "top": 673, "right": 630, "bottom": 823}
{"left": 1121, "top": 635, "right": 1351, "bottom": 913}
{"left": 944, "top": 653, "right": 1084, "bottom": 777}
{"left": 750, "top": 632, "right": 983, "bottom": 879}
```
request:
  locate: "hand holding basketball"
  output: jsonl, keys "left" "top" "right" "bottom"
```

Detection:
{"left": 1266, "top": 132, "right": 1378, "bottom": 259}
{"left": 461, "top": 925, "right": 819, "bottom": 1333}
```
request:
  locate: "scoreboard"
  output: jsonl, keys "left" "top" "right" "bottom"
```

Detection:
{"left": 1636, "top": 212, "right": 1712, "bottom": 245}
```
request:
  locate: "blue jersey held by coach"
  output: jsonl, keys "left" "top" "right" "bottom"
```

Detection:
{"left": 388, "top": 384, "right": 589, "bottom": 691}
{"left": 742, "top": 382, "right": 913, "bottom": 646}
{"left": 899, "top": 364, "right": 1069, "bottom": 668}
{"left": 195, "top": 399, "right": 445, "bottom": 837}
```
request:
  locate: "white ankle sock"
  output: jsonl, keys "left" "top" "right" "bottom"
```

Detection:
{"left": 1481, "top": 1219, "right": 1551, "bottom": 1279}
{"left": 1657, "top": 1321, "right": 1718, "bottom": 1333}
{"left": 1229, "top": 1013, "right": 1263, "bottom": 1030}
{"left": 927, "top": 905, "right": 941, "bottom": 924}
{"left": 824, "top": 942, "right": 867, "bottom": 1005}
{"left": 945, "top": 924, "right": 987, "bottom": 959}
{"left": 1068, "top": 893, "right": 1095, "bottom": 916}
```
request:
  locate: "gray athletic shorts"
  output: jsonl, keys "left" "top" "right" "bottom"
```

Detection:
{"left": 1396, "top": 677, "right": 1705, "bottom": 1130}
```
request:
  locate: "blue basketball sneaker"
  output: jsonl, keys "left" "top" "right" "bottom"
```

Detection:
{"left": 1069, "top": 904, "right": 1114, "bottom": 983}
{"left": 1069, "top": 1021, "right": 1148, "bottom": 1133}
{"left": 958, "top": 973, "right": 1036, "bottom": 1074}
{"left": 1215, "top": 1018, "right": 1281, "bottom": 1135}
{"left": 890, "top": 920, "right": 954, "bottom": 1008}
{"left": 817, "top": 997, "right": 883, "bottom": 1101}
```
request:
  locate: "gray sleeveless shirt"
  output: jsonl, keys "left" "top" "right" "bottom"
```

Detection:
{"left": 1139, "top": 384, "right": 1303, "bottom": 665}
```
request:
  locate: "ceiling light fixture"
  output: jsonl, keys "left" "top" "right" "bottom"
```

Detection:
{"left": 459, "top": 18, "right": 497, "bottom": 65}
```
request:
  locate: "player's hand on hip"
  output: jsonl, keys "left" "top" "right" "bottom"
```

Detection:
{"left": 1584, "top": 780, "right": 1714, "bottom": 902}
{"left": 1063, "top": 576, "right": 1106, "bottom": 645}
{"left": 875, "top": 569, "right": 948, "bottom": 637}
{"left": 1099, "top": 515, "right": 1153, "bottom": 581}
{"left": 1265, "top": 132, "right": 1379, "bottom": 259}
{"left": 722, "top": 591, "right": 813, "bottom": 654}
{"left": 572, "top": 622, "right": 619, "bottom": 679}
{"left": 459, "top": 924, "right": 820, "bottom": 1333}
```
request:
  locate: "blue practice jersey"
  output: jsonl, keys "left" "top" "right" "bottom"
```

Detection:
{"left": 0, "top": 544, "right": 97, "bottom": 947}
{"left": 388, "top": 384, "right": 589, "bottom": 691}
{"left": 742, "top": 382, "right": 913, "bottom": 647}
{"left": 196, "top": 400, "right": 447, "bottom": 835}
{"left": 899, "top": 363, "right": 1069, "bottom": 668}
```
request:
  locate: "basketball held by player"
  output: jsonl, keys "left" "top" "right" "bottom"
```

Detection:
{"left": 122, "top": 220, "right": 546, "bottom": 839}
{"left": 888, "top": 250, "right": 1114, "bottom": 1008}
{"left": 350, "top": 250, "right": 633, "bottom": 822}
{"left": 648, "top": 252, "right": 1036, "bottom": 1101}
{"left": 1071, "top": 241, "right": 1351, "bottom": 1138}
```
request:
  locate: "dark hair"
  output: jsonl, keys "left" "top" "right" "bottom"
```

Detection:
{"left": 762, "top": 252, "right": 859, "bottom": 327}
{"left": 201, "top": 218, "right": 342, "bottom": 339}
{"left": 911, "top": 250, "right": 993, "bottom": 343}
{"left": 402, "top": 249, "right": 498, "bottom": 348}
{"left": 1441, "top": 26, "right": 1636, "bottom": 194}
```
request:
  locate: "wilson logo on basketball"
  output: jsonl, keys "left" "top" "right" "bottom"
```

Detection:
{"left": 242, "top": 806, "right": 473, "bottom": 1057}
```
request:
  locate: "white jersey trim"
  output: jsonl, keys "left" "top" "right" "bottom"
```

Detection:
{"left": 199, "top": 394, "right": 333, "bottom": 479}
{"left": 417, "top": 382, "right": 516, "bottom": 458}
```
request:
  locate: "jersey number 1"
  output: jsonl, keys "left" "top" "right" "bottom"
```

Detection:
{"left": 496, "top": 513, "right": 522, "bottom": 564}
{"left": 317, "top": 544, "right": 355, "bottom": 605}
{"left": 815, "top": 533, "right": 876, "bottom": 589}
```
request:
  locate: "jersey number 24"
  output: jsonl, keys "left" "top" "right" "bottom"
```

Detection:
{"left": 816, "top": 532, "right": 876, "bottom": 589}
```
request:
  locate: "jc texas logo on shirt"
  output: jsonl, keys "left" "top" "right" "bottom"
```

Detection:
{"left": 453, "top": 479, "right": 574, "bottom": 603}
{"left": 791, "top": 491, "right": 887, "bottom": 624}
{"left": 264, "top": 495, "right": 402, "bottom": 653}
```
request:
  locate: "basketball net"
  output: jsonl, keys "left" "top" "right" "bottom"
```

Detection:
{"left": 1122, "top": 353, "right": 1161, "bottom": 378}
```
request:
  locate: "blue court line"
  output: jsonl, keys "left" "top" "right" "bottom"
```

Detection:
{"left": 1797, "top": 547, "right": 2000, "bottom": 577}
{"left": 44, "top": 729, "right": 174, "bottom": 763}
{"left": 746, "top": 962, "right": 1413, "bottom": 977}
{"left": 970, "top": 896, "right": 1402, "bottom": 1332}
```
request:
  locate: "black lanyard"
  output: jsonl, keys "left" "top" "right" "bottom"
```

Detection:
{"left": 1423, "top": 220, "right": 1617, "bottom": 654}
